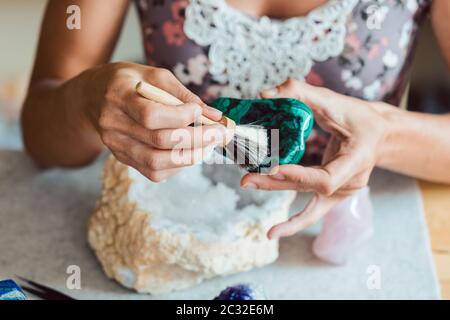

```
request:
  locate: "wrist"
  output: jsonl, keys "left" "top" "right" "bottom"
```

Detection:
{"left": 58, "top": 67, "right": 105, "bottom": 155}
{"left": 371, "top": 101, "right": 404, "bottom": 168}
{"left": 64, "top": 67, "right": 101, "bottom": 134}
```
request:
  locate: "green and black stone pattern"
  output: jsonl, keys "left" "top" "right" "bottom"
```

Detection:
{"left": 211, "top": 98, "right": 314, "bottom": 172}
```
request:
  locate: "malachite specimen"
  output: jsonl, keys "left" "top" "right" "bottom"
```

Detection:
{"left": 211, "top": 98, "right": 314, "bottom": 171}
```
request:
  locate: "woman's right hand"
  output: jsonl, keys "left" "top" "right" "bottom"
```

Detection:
{"left": 83, "top": 62, "right": 226, "bottom": 182}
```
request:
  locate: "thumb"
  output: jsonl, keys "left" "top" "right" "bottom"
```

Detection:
{"left": 260, "top": 79, "right": 332, "bottom": 114}
{"left": 260, "top": 79, "right": 303, "bottom": 99}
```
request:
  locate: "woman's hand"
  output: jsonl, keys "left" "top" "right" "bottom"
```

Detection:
{"left": 84, "top": 62, "right": 226, "bottom": 182}
{"left": 241, "top": 79, "right": 389, "bottom": 239}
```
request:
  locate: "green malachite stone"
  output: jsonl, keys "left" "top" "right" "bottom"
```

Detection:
{"left": 211, "top": 98, "right": 314, "bottom": 171}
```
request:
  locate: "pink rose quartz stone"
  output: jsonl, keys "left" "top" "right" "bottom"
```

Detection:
{"left": 312, "top": 187, "right": 374, "bottom": 265}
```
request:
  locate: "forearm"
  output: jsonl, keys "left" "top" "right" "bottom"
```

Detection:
{"left": 21, "top": 70, "right": 104, "bottom": 168}
{"left": 375, "top": 102, "right": 450, "bottom": 184}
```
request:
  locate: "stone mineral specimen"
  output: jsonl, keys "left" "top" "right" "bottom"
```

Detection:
{"left": 212, "top": 98, "right": 314, "bottom": 171}
{"left": 312, "top": 187, "right": 374, "bottom": 265}
{"left": 214, "top": 283, "right": 266, "bottom": 300}
{"left": 88, "top": 156, "right": 296, "bottom": 294}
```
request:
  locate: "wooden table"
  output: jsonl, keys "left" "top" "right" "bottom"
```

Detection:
{"left": 420, "top": 181, "right": 450, "bottom": 299}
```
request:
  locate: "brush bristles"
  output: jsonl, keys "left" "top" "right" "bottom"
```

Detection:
{"left": 222, "top": 124, "right": 269, "bottom": 171}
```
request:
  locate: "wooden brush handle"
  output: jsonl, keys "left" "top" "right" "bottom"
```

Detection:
{"left": 136, "top": 81, "right": 217, "bottom": 126}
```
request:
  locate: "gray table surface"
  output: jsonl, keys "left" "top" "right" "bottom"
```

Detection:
{"left": 0, "top": 150, "right": 440, "bottom": 299}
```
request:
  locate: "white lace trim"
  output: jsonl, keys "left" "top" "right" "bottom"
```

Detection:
{"left": 184, "top": 0, "right": 358, "bottom": 98}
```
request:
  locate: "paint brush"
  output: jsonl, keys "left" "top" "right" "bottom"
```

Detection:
{"left": 135, "top": 81, "right": 269, "bottom": 170}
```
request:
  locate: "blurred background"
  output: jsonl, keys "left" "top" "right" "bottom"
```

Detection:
{"left": 0, "top": 0, "right": 143, "bottom": 149}
{"left": 0, "top": 0, "right": 449, "bottom": 149}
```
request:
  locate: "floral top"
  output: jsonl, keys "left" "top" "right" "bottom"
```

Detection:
{"left": 134, "top": 0, "right": 431, "bottom": 163}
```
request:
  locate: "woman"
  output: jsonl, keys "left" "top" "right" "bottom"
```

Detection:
{"left": 22, "top": 0, "right": 450, "bottom": 239}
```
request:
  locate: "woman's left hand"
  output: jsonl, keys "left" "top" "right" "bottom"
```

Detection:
{"left": 241, "top": 79, "right": 389, "bottom": 239}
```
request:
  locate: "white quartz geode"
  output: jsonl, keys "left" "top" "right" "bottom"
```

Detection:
{"left": 88, "top": 156, "right": 296, "bottom": 294}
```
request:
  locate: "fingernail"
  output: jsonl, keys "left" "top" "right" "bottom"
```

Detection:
{"left": 271, "top": 173, "right": 286, "bottom": 181}
{"left": 261, "top": 88, "right": 278, "bottom": 98}
{"left": 242, "top": 183, "right": 258, "bottom": 190}
{"left": 205, "top": 106, "right": 223, "bottom": 120}
{"left": 269, "top": 166, "right": 281, "bottom": 175}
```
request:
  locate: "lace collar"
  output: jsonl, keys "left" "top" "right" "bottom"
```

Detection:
{"left": 184, "top": 0, "right": 358, "bottom": 98}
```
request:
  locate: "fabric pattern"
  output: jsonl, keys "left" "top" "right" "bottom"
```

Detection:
{"left": 183, "top": 0, "right": 359, "bottom": 99}
{"left": 135, "top": 0, "right": 431, "bottom": 104}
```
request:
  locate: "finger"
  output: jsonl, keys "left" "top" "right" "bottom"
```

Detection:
{"left": 202, "top": 105, "right": 223, "bottom": 122}
{"left": 260, "top": 79, "right": 333, "bottom": 115}
{"left": 103, "top": 130, "right": 213, "bottom": 170}
{"left": 241, "top": 160, "right": 370, "bottom": 196}
{"left": 110, "top": 150, "right": 137, "bottom": 168}
{"left": 148, "top": 125, "right": 226, "bottom": 150}
{"left": 135, "top": 166, "right": 182, "bottom": 183}
{"left": 107, "top": 113, "right": 226, "bottom": 149}
{"left": 270, "top": 165, "right": 338, "bottom": 196}
{"left": 145, "top": 68, "right": 204, "bottom": 106}
{"left": 268, "top": 194, "right": 344, "bottom": 239}
{"left": 143, "top": 68, "right": 223, "bottom": 121}
{"left": 112, "top": 150, "right": 182, "bottom": 183}
{"left": 275, "top": 151, "right": 362, "bottom": 196}
{"left": 321, "top": 135, "right": 340, "bottom": 164}
{"left": 240, "top": 173, "right": 305, "bottom": 191}
{"left": 320, "top": 148, "right": 367, "bottom": 194}
{"left": 124, "top": 97, "right": 202, "bottom": 130}
{"left": 101, "top": 129, "right": 135, "bottom": 152}
{"left": 130, "top": 143, "right": 214, "bottom": 170}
